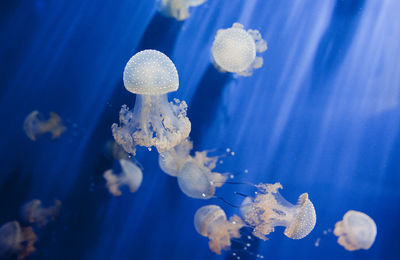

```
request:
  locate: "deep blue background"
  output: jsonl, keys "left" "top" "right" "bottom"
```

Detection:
{"left": 1, "top": 0, "right": 400, "bottom": 259}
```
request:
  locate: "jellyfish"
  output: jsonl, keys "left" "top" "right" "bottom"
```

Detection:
{"left": 212, "top": 23, "right": 267, "bottom": 77}
{"left": 240, "top": 183, "right": 316, "bottom": 240}
{"left": 112, "top": 49, "right": 191, "bottom": 156}
{"left": 194, "top": 205, "right": 245, "bottom": 254}
{"left": 22, "top": 199, "right": 62, "bottom": 228}
{"left": 104, "top": 140, "right": 130, "bottom": 160}
{"left": 159, "top": 138, "right": 193, "bottom": 177}
{"left": 0, "top": 221, "right": 37, "bottom": 260}
{"left": 23, "top": 110, "right": 66, "bottom": 141}
{"left": 333, "top": 210, "right": 377, "bottom": 251}
{"left": 158, "top": 0, "right": 207, "bottom": 21}
{"left": 104, "top": 159, "right": 143, "bottom": 196}
{"left": 159, "top": 139, "right": 228, "bottom": 199}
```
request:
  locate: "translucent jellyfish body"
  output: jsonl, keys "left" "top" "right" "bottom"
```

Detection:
{"left": 0, "top": 221, "right": 37, "bottom": 260}
{"left": 23, "top": 111, "right": 66, "bottom": 141}
{"left": 112, "top": 49, "right": 191, "bottom": 155}
{"left": 240, "top": 183, "right": 316, "bottom": 240}
{"left": 158, "top": 0, "right": 207, "bottom": 21}
{"left": 212, "top": 23, "right": 267, "bottom": 76}
{"left": 22, "top": 199, "right": 62, "bottom": 227}
{"left": 334, "top": 210, "right": 377, "bottom": 251}
{"left": 159, "top": 140, "right": 228, "bottom": 199}
{"left": 194, "top": 205, "right": 244, "bottom": 254}
{"left": 104, "top": 159, "right": 143, "bottom": 196}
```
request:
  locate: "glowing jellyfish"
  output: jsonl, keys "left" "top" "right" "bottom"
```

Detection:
{"left": 23, "top": 110, "right": 66, "bottom": 141}
{"left": 194, "top": 205, "right": 244, "bottom": 254}
{"left": 159, "top": 139, "right": 228, "bottom": 199}
{"left": 0, "top": 221, "right": 37, "bottom": 260}
{"left": 112, "top": 49, "right": 191, "bottom": 155}
{"left": 212, "top": 23, "right": 267, "bottom": 76}
{"left": 158, "top": 0, "right": 207, "bottom": 21}
{"left": 22, "top": 199, "right": 62, "bottom": 227}
{"left": 104, "top": 159, "right": 143, "bottom": 196}
{"left": 159, "top": 138, "right": 193, "bottom": 177}
{"left": 334, "top": 210, "right": 377, "bottom": 251}
{"left": 240, "top": 183, "right": 316, "bottom": 240}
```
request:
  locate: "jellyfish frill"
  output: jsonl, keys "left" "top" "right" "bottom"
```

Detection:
{"left": 111, "top": 50, "right": 191, "bottom": 155}
{"left": 23, "top": 110, "right": 66, "bottom": 141}
{"left": 194, "top": 205, "right": 245, "bottom": 255}
{"left": 158, "top": 0, "right": 207, "bottom": 21}
{"left": 334, "top": 210, "right": 377, "bottom": 251}
{"left": 104, "top": 159, "right": 143, "bottom": 196}
{"left": 212, "top": 23, "right": 267, "bottom": 76}
{"left": 240, "top": 183, "right": 316, "bottom": 240}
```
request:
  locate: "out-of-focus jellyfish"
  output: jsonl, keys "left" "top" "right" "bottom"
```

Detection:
{"left": 104, "top": 140, "right": 130, "bottom": 160}
{"left": 22, "top": 199, "right": 62, "bottom": 228}
{"left": 159, "top": 139, "right": 228, "bottom": 199}
{"left": 158, "top": 0, "right": 207, "bottom": 21}
{"left": 334, "top": 210, "right": 377, "bottom": 251}
{"left": 159, "top": 138, "right": 193, "bottom": 176}
{"left": 23, "top": 110, "right": 66, "bottom": 141}
{"left": 212, "top": 23, "right": 267, "bottom": 77}
{"left": 194, "top": 205, "right": 245, "bottom": 254}
{"left": 240, "top": 183, "right": 316, "bottom": 240}
{"left": 112, "top": 49, "right": 191, "bottom": 155}
{"left": 0, "top": 221, "right": 37, "bottom": 260}
{"left": 103, "top": 159, "right": 143, "bottom": 196}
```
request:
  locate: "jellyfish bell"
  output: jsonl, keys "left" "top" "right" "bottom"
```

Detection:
{"left": 104, "top": 159, "right": 143, "bottom": 196}
{"left": 334, "top": 210, "right": 377, "bottom": 251}
{"left": 240, "top": 183, "right": 316, "bottom": 240}
{"left": 112, "top": 49, "right": 191, "bottom": 155}
{"left": 212, "top": 23, "right": 267, "bottom": 76}
{"left": 0, "top": 221, "right": 37, "bottom": 259}
{"left": 23, "top": 110, "right": 66, "bottom": 141}
{"left": 194, "top": 205, "right": 245, "bottom": 254}
{"left": 158, "top": 0, "right": 207, "bottom": 21}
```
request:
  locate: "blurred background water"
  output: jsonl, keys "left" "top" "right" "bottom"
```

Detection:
{"left": 0, "top": 0, "right": 400, "bottom": 259}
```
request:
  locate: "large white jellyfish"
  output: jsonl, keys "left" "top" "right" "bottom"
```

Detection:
{"left": 112, "top": 49, "right": 191, "bottom": 156}
{"left": 23, "top": 110, "right": 66, "bottom": 141}
{"left": 194, "top": 205, "right": 245, "bottom": 254}
{"left": 159, "top": 139, "right": 228, "bottom": 199}
{"left": 158, "top": 0, "right": 207, "bottom": 21}
{"left": 0, "top": 221, "right": 37, "bottom": 260}
{"left": 103, "top": 159, "right": 143, "bottom": 196}
{"left": 240, "top": 183, "right": 316, "bottom": 240}
{"left": 22, "top": 199, "right": 62, "bottom": 227}
{"left": 334, "top": 210, "right": 377, "bottom": 251}
{"left": 212, "top": 23, "right": 267, "bottom": 77}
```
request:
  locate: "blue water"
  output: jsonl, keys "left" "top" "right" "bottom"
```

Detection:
{"left": 1, "top": 0, "right": 400, "bottom": 259}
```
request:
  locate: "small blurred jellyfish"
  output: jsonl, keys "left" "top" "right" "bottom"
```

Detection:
{"left": 23, "top": 110, "right": 66, "bottom": 141}
{"left": 112, "top": 49, "right": 191, "bottom": 155}
{"left": 158, "top": 0, "right": 207, "bottom": 21}
{"left": 240, "top": 183, "right": 316, "bottom": 240}
{"left": 104, "top": 140, "right": 130, "bottom": 160}
{"left": 0, "top": 221, "right": 37, "bottom": 260}
{"left": 159, "top": 138, "right": 193, "bottom": 177}
{"left": 103, "top": 159, "right": 143, "bottom": 196}
{"left": 334, "top": 210, "right": 377, "bottom": 251}
{"left": 159, "top": 139, "right": 228, "bottom": 199}
{"left": 22, "top": 199, "right": 62, "bottom": 228}
{"left": 212, "top": 23, "right": 267, "bottom": 76}
{"left": 194, "top": 205, "right": 244, "bottom": 254}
